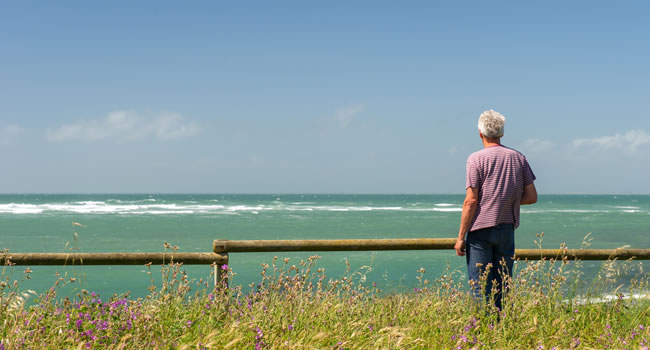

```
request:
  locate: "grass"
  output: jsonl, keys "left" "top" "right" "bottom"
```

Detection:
{"left": 0, "top": 248, "right": 649, "bottom": 349}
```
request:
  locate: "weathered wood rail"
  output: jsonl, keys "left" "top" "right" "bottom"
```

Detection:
{"left": 0, "top": 252, "right": 228, "bottom": 266}
{"left": 213, "top": 238, "right": 650, "bottom": 261}
{"left": 1, "top": 252, "right": 229, "bottom": 286}
{"left": 2, "top": 239, "right": 648, "bottom": 290}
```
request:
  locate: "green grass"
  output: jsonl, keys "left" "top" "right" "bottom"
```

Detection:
{"left": 1, "top": 252, "right": 649, "bottom": 349}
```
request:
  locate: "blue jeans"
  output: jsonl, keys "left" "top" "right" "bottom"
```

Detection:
{"left": 466, "top": 223, "right": 515, "bottom": 311}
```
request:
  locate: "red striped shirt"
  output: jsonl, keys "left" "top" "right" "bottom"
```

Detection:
{"left": 466, "top": 145, "right": 536, "bottom": 231}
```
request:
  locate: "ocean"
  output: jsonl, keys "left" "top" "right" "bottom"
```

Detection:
{"left": 1, "top": 194, "right": 648, "bottom": 298}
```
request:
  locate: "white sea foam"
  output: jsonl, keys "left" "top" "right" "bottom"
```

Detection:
{"left": 409, "top": 207, "right": 462, "bottom": 212}
{"left": 11, "top": 201, "right": 626, "bottom": 215}
{"left": 522, "top": 209, "right": 612, "bottom": 214}
{"left": 0, "top": 202, "right": 461, "bottom": 215}
{"left": 433, "top": 207, "right": 462, "bottom": 212}
{"left": 0, "top": 204, "right": 44, "bottom": 214}
{"left": 570, "top": 293, "right": 648, "bottom": 305}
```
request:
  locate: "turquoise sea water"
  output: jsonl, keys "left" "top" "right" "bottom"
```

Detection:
{"left": 1, "top": 194, "right": 648, "bottom": 298}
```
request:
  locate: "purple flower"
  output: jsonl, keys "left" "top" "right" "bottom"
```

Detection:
{"left": 288, "top": 324, "right": 294, "bottom": 331}
{"left": 186, "top": 320, "right": 193, "bottom": 328}
{"left": 572, "top": 338, "right": 580, "bottom": 348}
{"left": 75, "top": 319, "right": 83, "bottom": 329}
{"left": 368, "top": 324, "right": 374, "bottom": 331}
{"left": 221, "top": 264, "right": 228, "bottom": 270}
{"left": 1, "top": 341, "right": 4, "bottom": 350}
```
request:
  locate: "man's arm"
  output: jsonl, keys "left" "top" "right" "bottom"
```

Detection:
{"left": 455, "top": 187, "right": 478, "bottom": 256}
{"left": 521, "top": 183, "right": 537, "bottom": 205}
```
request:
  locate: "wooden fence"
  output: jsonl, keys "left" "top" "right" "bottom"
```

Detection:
{"left": 3, "top": 238, "right": 649, "bottom": 288}
{"left": 213, "top": 238, "right": 650, "bottom": 261}
{"left": 0, "top": 252, "right": 229, "bottom": 286}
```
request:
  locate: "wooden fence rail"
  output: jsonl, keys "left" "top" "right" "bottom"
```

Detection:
{"left": 0, "top": 252, "right": 228, "bottom": 266}
{"left": 213, "top": 238, "right": 650, "bottom": 261}
{"left": 2, "top": 239, "right": 648, "bottom": 290}
{"left": 1, "top": 252, "right": 229, "bottom": 286}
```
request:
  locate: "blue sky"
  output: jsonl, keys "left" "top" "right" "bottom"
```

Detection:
{"left": 1, "top": 1, "right": 649, "bottom": 193}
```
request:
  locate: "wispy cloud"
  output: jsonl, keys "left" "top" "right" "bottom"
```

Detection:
{"left": 0, "top": 125, "right": 23, "bottom": 144}
{"left": 47, "top": 110, "right": 200, "bottom": 143}
{"left": 333, "top": 104, "right": 365, "bottom": 128}
{"left": 518, "top": 138, "right": 556, "bottom": 154}
{"left": 572, "top": 129, "right": 650, "bottom": 153}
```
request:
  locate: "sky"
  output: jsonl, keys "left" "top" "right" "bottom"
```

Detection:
{"left": 1, "top": 1, "right": 649, "bottom": 194}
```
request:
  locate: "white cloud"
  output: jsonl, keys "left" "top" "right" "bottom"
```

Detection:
{"left": 572, "top": 129, "right": 650, "bottom": 153}
{"left": 47, "top": 110, "right": 200, "bottom": 143}
{"left": 519, "top": 138, "right": 556, "bottom": 154}
{"left": 0, "top": 125, "right": 23, "bottom": 144}
{"left": 333, "top": 104, "right": 365, "bottom": 128}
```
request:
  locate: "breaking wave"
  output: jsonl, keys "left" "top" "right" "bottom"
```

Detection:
{"left": 0, "top": 200, "right": 463, "bottom": 215}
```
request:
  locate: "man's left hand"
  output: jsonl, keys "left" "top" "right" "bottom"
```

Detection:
{"left": 455, "top": 238, "right": 466, "bottom": 256}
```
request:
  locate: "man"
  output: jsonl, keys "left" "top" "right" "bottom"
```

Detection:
{"left": 455, "top": 110, "right": 537, "bottom": 311}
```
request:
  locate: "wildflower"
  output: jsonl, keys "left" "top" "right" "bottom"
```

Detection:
{"left": 186, "top": 320, "right": 193, "bottom": 328}
{"left": 75, "top": 319, "right": 83, "bottom": 329}
{"left": 572, "top": 338, "right": 580, "bottom": 348}
{"left": 221, "top": 264, "right": 228, "bottom": 270}
{"left": 288, "top": 324, "right": 294, "bottom": 331}
{"left": 368, "top": 324, "right": 374, "bottom": 331}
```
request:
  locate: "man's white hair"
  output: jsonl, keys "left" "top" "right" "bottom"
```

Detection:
{"left": 478, "top": 110, "right": 505, "bottom": 138}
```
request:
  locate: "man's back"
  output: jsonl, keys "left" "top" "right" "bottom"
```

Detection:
{"left": 466, "top": 145, "right": 535, "bottom": 232}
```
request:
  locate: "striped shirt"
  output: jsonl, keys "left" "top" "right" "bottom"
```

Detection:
{"left": 466, "top": 145, "right": 536, "bottom": 232}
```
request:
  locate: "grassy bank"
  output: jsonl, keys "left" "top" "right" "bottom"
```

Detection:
{"left": 1, "top": 253, "right": 648, "bottom": 349}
